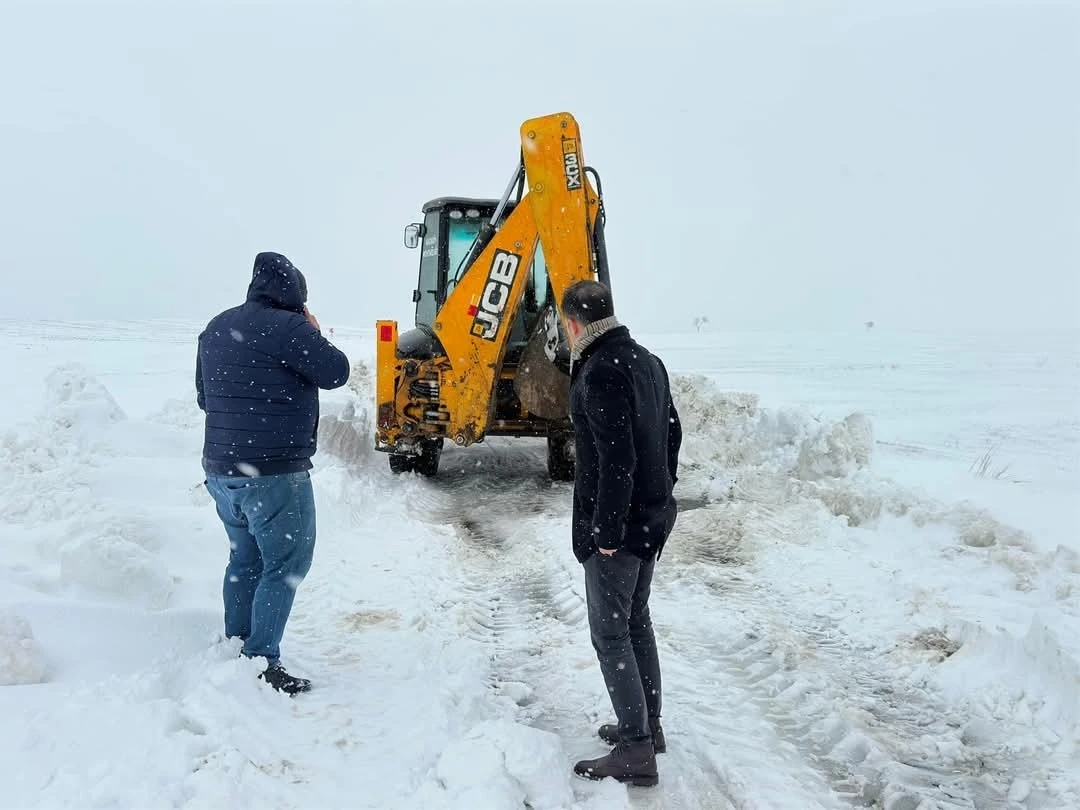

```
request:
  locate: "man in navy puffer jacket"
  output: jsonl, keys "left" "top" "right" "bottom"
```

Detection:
{"left": 196, "top": 251, "right": 349, "bottom": 694}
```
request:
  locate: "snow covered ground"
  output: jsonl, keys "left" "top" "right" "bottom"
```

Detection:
{"left": 1, "top": 319, "right": 1077, "bottom": 809}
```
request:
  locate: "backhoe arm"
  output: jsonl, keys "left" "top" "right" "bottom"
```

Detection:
{"left": 374, "top": 112, "right": 603, "bottom": 457}
{"left": 435, "top": 112, "right": 602, "bottom": 446}
{"left": 519, "top": 113, "right": 601, "bottom": 315}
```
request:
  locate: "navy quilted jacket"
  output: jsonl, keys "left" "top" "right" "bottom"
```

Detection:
{"left": 196, "top": 252, "right": 350, "bottom": 477}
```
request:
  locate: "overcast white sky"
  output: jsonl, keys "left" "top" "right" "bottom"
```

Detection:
{"left": 1, "top": 0, "right": 1076, "bottom": 333}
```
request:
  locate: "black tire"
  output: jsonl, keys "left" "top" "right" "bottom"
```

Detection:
{"left": 388, "top": 438, "right": 443, "bottom": 477}
{"left": 547, "top": 431, "right": 575, "bottom": 481}
{"left": 413, "top": 438, "right": 443, "bottom": 477}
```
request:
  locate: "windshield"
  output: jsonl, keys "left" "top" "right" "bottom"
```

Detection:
{"left": 425, "top": 208, "right": 553, "bottom": 351}
{"left": 446, "top": 218, "right": 484, "bottom": 297}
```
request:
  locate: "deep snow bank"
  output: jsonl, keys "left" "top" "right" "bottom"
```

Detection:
{"left": 670, "top": 372, "right": 1045, "bottom": 560}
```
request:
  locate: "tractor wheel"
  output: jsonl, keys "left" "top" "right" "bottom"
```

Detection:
{"left": 388, "top": 438, "right": 443, "bottom": 477}
{"left": 413, "top": 438, "right": 443, "bottom": 477}
{"left": 547, "top": 431, "right": 575, "bottom": 481}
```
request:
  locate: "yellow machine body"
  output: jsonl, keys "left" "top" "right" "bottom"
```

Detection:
{"left": 375, "top": 112, "right": 609, "bottom": 478}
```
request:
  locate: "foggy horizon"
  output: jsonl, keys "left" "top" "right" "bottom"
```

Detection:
{"left": 1, "top": 1, "right": 1076, "bottom": 334}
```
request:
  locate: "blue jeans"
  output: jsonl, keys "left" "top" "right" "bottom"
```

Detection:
{"left": 205, "top": 471, "right": 316, "bottom": 663}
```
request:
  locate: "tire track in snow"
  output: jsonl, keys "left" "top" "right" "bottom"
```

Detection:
{"left": 652, "top": 455, "right": 1032, "bottom": 809}
{"left": 255, "top": 466, "right": 525, "bottom": 808}
{"left": 407, "top": 440, "right": 931, "bottom": 809}
{"left": 658, "top": 551, "right": 1038, "bottom": 810}
{"left": 657, "top": 641, "right": 845, "bottom": 810}
{"left": 402, "top": 442, "right": 583, "bottom": 703}
{"left": 363, "top": 445, "right": 1010, "bottom": 808}
{"left": 400, "top": 441, "right": 744, "bottom": 809}
{"left": 370, "top": 440, "right": 1035, "bottom": 809}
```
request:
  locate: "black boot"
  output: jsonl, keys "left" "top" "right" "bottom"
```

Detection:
{"left": 597, "top": 717, "right": 666, "bottom": 753}
{"left": 574, "top": 741, "right": 658, "bottom": 786}
{"left": 258, "top": 662, "right": 311, "bottom": 695}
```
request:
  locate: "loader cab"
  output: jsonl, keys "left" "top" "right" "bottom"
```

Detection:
{"left": 404, "top": 197, "right": 551, "bottom": 360}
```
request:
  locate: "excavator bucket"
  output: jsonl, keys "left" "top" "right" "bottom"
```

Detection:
{"left": 514, "top": 304, "right": 570, "bottom": 420}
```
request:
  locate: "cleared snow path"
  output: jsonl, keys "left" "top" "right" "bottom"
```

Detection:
{"left": 382, "top": 431, "right": 1078, "bottom": 809}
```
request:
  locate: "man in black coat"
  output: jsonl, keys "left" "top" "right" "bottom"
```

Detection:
{"left": 196, "top": 252, "right": 350, "bottom": 695}
{"left": 562, "top": 280, "right": 682, "bottom": 787}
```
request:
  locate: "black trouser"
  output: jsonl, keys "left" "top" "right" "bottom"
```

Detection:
{"left": 583, "top": 550, "right": 662, "bottom": 743}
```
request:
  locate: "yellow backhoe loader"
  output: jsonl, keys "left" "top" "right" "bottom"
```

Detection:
{"left": 374, "top": 111, "right": 611, "bottom": 480}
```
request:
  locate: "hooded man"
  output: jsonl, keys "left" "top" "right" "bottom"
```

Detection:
{"left": 196, "top": 252, "right": 350, "bottom": 694}
{"left": 562, "top": 279, "right": 682, "bottom": 786}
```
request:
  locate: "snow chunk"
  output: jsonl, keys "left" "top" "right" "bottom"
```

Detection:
{"left": 950, "top": 504, "right": 1031, "bottom": 549}
{"left": 42, "top": 363, "right": 126, "bottom": 444}
{"left": 318, "top": 361, "right": 376, "bottom": 466}
{"left": 425, "top": 720, "right": 575, "bottom": 810}
{"left": 933, "top": 617, "right": 1080, "bottom": 749}
{"left": 0, "top": 610, "right": 48, "bottom": 685}
{"left": 0, "top": 367, "right": 132, "bottom": 523}
{"left": 346, "top": 358, "right": 374, "bottom": 399}
{"left": 797, "top": 412, "right": 874, "bottom": 480}
{"left": 59, "top": 515, "right": 174, "bottom": 608}
{"left": 147, "top": 397, "right": 204, "bottom": 430}
{"left": 1, "top": 365, "right": 124, "bottom": 474}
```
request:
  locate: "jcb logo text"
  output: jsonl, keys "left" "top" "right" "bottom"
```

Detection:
{"left": 471, "top": 249, "right": 521, "bottom": 341}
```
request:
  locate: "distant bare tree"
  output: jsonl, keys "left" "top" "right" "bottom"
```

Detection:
{"left": 865, "top": 320, "right": 875, "bottom": 330}
{"left": 694, "top": 315, "right": 710, "bottom": 332}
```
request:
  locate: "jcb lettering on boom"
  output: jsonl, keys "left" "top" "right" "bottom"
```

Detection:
{"left": 470, "top": 249, "right": 521, "bottom": 340}
{"left": 563, "top": 137, "right": 582, "bottom": 190}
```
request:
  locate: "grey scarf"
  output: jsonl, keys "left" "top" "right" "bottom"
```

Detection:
{"left": 570, "top": 316, "right": 621, "bottom": 364}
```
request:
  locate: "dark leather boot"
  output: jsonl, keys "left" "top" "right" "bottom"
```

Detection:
{"left": 258, "top": 662, "right": 311, "bottom": 695}
{"left": 573, "top": 741, "right": 658, "bottom": 786}
{"left": 597, "top": 717, "right": 666, "bottom": 753}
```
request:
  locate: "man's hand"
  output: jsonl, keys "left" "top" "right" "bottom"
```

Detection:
{"left": 598, "top": 547, "right": 617, "bottom": 556}
{"left": 304, "top": 307, "right": 321, "bottom": 333}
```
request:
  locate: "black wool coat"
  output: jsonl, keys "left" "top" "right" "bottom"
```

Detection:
{"left": 569, "top": 325, "right": 682, "bottom": 563}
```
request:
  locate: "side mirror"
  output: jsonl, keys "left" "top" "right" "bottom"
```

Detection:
{"left": 412, "top": 289, "right": 422, "bottom": 303}
{"left": 404, "top": 223, "right": 424, "bottom": 249}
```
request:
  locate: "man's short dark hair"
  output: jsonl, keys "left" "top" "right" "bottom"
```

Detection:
{"left": 561, "top": 280, "right": 615, "bottom": 326}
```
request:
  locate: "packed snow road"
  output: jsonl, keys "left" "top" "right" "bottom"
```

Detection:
{"left": 0, "top": 321, "right": 1076, "bottom": 809}
{"left": 374, "top": 433, "right": 1076, "bottom": 810}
